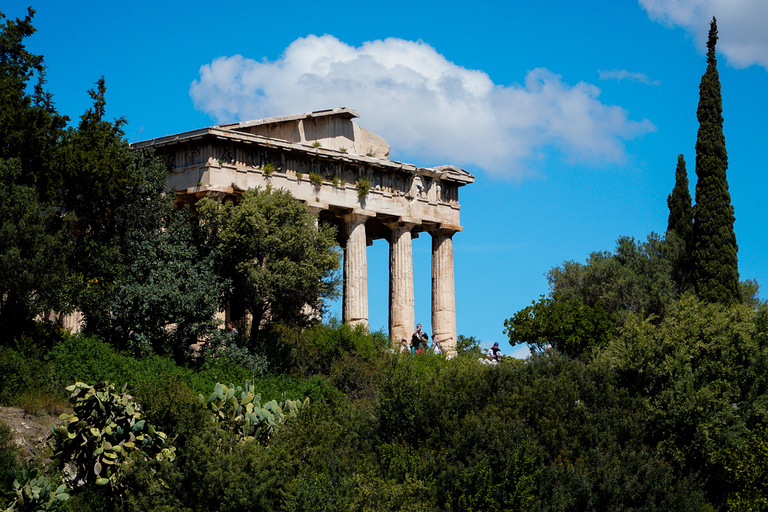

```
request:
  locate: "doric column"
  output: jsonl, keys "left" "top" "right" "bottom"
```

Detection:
{"left": 431, "top": 229, "right": 457, "bottom": 355}
{"left": 385, "top": 220, "right": 417, "bottom": 345}
{"left": 342, "top": 212, "right": 373, "bottom": 327}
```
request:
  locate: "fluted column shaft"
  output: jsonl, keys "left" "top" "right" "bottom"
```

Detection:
{"left": 342, "top": 213, "right": 369, "bottom": 327}
{"left": 386, "top": 222, "right": 416, "bottom": 344}
{"left": 431, "top": 229, "right": 457, "bottom": 354}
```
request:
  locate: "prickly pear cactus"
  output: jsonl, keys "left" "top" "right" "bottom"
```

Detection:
{"left": 49, "top": 382, "right": 175, "bottom": 489}
{"left": 199, "top": 380, "right": 309, "bottom": 445}
{"left": 3, "top": 465, "right": 69, "bottom": 512}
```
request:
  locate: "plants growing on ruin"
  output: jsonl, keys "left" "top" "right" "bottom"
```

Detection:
{"left": 312, "top": 141, "right": 321, "bottom": 148}
{"left": 356, "top": 177, "right": 371, "bottom": 198}
{"left": 262, "top": 161, "right": 276, "bottom": 176}
{"left": 309, "top": 172, "right": 323, "bottom": 186}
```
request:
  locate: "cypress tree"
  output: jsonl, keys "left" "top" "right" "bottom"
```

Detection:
{"left": 667, "top": 154, "right": 693, "bottom": 293}
{"left": 667, "top": 154, "right": 693, "bottom": 241}
{"left": 690, "top": 17, "right": 740, "bottom": 305}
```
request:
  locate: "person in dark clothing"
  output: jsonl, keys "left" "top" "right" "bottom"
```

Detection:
{"left": 412, "top": 323, "right": 428, "bottom": 353}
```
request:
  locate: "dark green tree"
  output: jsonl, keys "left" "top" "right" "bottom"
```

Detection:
{"left": 197, "top": 187, "right": 341, "bottom": 344}
{"left": 504, "top": 296, "right": 613, "bottom": 357}
{"left": 667, "top": 154, "right": 694, "bottom": 293}
{"left": 57, "top": 79, "right": 158, "bottom": 333}
{"left": 0, "top": 8, "right": 68, "bottom": 198}
{"left": 667, "top": 154, "right": 693, "bottom": 242}
{"left": 0, "top": 8, "right": 71, "bottom": 340}
{"left": 105, "top": 151, "right": 226, "bottom": 360}
{"left": 0, "top": 159, "right": 69, "bottom": 340}
{"left": 690, "top": 17, "right": 740, "bottom": 305}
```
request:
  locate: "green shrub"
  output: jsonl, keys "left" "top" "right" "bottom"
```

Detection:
{"left": 0, "top": 347, "right": 32, "bottom": 406}
{"left": 50, "top": 335, "right": 130, "bottom": 387}
{"left": 0, "top": 422, "right": 18, "bottom": 487}
{"left": 534, "top": 443, "right": 710, "bottom": 511}
{"left": 249, "top": 374, "right": 342, "bottom": 404}
{"left": 132, "top": 375, "right": 211, "bottom": 452}
{"left": 282, "top": 319, "right": 388, "bottom": 376}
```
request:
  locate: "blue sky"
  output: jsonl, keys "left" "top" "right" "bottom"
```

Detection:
{"left": 10, "top": 0, "right": 767, "bottom": 357}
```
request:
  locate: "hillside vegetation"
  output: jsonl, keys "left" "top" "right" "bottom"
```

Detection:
{"left": 2, "top": 10, "right": 767, "bottom": 512}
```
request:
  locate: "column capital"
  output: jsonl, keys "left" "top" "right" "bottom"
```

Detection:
{"left": 342, "top": 208, "right": 376, "bottom": 222}
{"left": 306, "top": 202, "right": 329, "bottom": 215}
{"left": 429, "top": 227, "right": 459, "bottom": 238}
{"left": 382, "top": 216, "right": 421, "bottom": 230}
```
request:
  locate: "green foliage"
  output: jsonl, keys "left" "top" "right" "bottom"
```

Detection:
{"left": 199, "top": 380, "right": 309, "bottom": 445}
{"left": 600, "top": 295, "right": 768, "bottom": 502}
{"left": 308, "top": 172, "right": 322, "bottom": 185}
{"left": 667, "top": 154, "right": 694, "bottom": 245}
{"left": 108, "top": 200, "right": 226, "bottom": 359}
{"left": 0, "top": 8, "right": 68, "bottom": 198}
{"left": 504, "top": 295, "right": 613, "bottom": 357}
{"left": 356, "top": 176, "right": 372, "bottom": 197}
{"left": 455, "top": 334, "right": 482, "bottom": 357}
{"left": 0, "top": 158, "right": 69, "bottom": 339}
{"left": 273, "top": 402, "right": 382, "bottom": 512}
{"left": 691, "top": 17, "right": 740, "bottom": 306}
{"left": 373, "top": 351, "right": 705, "bottom": 510}
{"left": 667, "top": 154, "right": 694, "bottom": 294}
{"left": 0, "top": 422, "right": 18, "bottom": 484}
{"left": 131, "top": 375, "right": 213, "bottom": 453}
{"left": 3, "top": 465, "right": 70, "bottom": 512}
{"left": 281, "top": 319, "right": 387, "bottom": 373}
{"left": 50, "top": 382, "right": 175, "bottom": 489}
{"left": 548, "top": 233, "right": 678, "bottom": 326}
{"left": 261, "top": 161, "right": 275, "bottom": 176}
{"left": 276, "top": 320, "right": 388, "bottom": 399}
{"left": 48, "top": 331, "right": 257, "bottom": 397}
{"left": 534, "top": 444, "right": 711, "bottom": 512}
{"left": 725, "top": 424, "right": 768, "bottom": 511}
{"left": 0, "top": 347, "right": 38, "bottom": 406}
{"left": 197, "top": 187, "right": 340, "bottom": 343}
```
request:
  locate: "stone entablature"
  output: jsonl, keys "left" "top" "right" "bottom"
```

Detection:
{"left": 132, "top": 108, "right": 474, "bottom": 352}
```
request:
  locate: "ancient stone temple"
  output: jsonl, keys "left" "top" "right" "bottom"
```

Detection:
{"left": 132, "top": 108, "right": 474, "bottom": 353}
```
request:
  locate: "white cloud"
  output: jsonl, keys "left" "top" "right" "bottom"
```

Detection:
{"left": 640, "top": 0, "right": 768, "bottom": 70}
{"left": 598, "top": 69, "right": 661, "bottom": 86}
{"left": 190, "top": 35, "right": 655, "bottom": 179}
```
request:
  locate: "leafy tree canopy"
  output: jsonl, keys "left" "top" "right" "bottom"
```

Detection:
{"left": 504, "top": 295, "right": 613, "bottom": 358}
{"left": 197, "top": 187, "right": 341, "bottom": 343}
{"left": 548, "top": 233, "right": 678, "bottom": 324}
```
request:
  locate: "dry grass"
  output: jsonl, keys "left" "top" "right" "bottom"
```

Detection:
{"left": 18, "top": 391, "right": 70, "bottom": 417}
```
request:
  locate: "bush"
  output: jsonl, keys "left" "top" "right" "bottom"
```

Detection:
{"left": 0, "top": 347, "right": 34, "bottom": 406}
{"left": 0, "top": 421, "right": 19, "bottom": 486}
{"left": 0, "top": 324, "right": 62, "bottom": 405}
{"left": 281, "top": 319, "right": 388, "bottom": 376}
